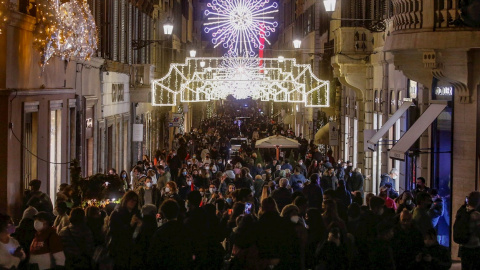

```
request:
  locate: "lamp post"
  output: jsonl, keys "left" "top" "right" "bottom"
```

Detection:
{"left": 293, "top": 39, "right": 302, "bottom": 49}
{"left": 189, "top": 50, "right": 197, "bottom": 58}
{"left": 132, "top": 20, "right": 173, "bottom": 50}
{"left": 322, "top": 0, "right": 385, "bottom": 32}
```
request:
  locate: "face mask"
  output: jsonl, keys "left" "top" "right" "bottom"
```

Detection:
{"left": 146, "top": 182, "right": 152, "bottom": 188}
{"left": 205, "top": 167, "right": 210, "bottom": 170}
{"left": 187, "top": 181, "right": 192, "bottom": 186}
{"left": 193, "top": 155, "right": 196, "bottom": 159}
{"left": 406, "top": 199, "right": 413, "bottom": 205}
{"left": 34, "top": 220, "right": 44, "bottom": 232}
{"left": 226, "top": 198, "right": 233, "bottom": 205}
{"left": 200, "top": 192, "right": 205, "bottom": 196}
{"left": 7, "top": 224, "right": 15, "bottom": 235}
{"left": 290, "top": 216, "right": 300, "bottom": 224}
{"left": 212, "top": 170, "right": 217, "bottom": 173}
{"left": 165, "top": 187, "right": 171, "bottom": 193}
{"left": 187, "top": 162, "right": 191, "bottom": 165}
{"left": 122, "top": 174, "right": 126, "bottom": 178}
{"left": 298, "top": 162, "right": 303, "bottom": 166}
{"left": 343, "top": 166, "right": 347, "bottom": 169}
{"left": 218, "top": 161, "right": 222, "bottom": 164}
{"left": 209, "top": 188, "right": 215, "bottom": 193}
{"left": 183, "top": 172, "right": 187, "bottom": 176}
{"left": 392, "top": 174, "right": 398, "bottom": 180}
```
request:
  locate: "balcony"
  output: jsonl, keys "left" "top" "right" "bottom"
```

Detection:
{"left": 385, "top": 0, "right": 480, "bottom": 103}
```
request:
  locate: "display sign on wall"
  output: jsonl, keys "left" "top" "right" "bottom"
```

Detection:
{"left": 329, "top": 122, "right": 339, "bottom": 146}
{"left": 132, "top": 124, "right": 144, "bottom": 142}
{"left": 168, "top": 113, "right": 183, "bottom": 127}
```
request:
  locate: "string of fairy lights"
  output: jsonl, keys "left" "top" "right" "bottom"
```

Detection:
{"left": 151, "top": 0, "right": 330, "bottom": 107}
{"left": 33, "top": 0, "right": 98, "bottom": 67}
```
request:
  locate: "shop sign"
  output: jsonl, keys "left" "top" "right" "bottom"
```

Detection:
{"left": 329, "top": 122, "right": 339, "bottom": 146}
{"left": 435, "top": 86, "right": 453, "bottom": 96}
{"left": 132, "top": 124, "right": 144, "bottom": 142}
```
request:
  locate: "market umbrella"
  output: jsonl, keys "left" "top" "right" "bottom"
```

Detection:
{"left": 255, "top": 135, "right": 300, "bottom": 160}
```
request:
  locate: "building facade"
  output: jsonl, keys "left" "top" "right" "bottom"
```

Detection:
{"left": 330, "top": 0, "right": 480, "bottom": 252}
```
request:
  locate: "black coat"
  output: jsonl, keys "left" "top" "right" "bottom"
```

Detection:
{"left": 347, "top": 172, "right": 364, "bottom": 192}
{"left": 302, "top": 183, "right": 323, "bottom": 209}
{"left": 271, "top": 187, "right": 292, "bottom": 212}
{"left": 109, "top": 207, "right": 140, "bottom": 267}
{"left": 148, "top": 220, "right": 193, "bottom": 269}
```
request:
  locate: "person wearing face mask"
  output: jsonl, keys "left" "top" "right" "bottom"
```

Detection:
{"left": 395, "top": 191, "right": 415, "bottom": 214}
{"left": 379, "top": 168, "right": 399, "bottom": 190}
{"left": 0, "top": 213, "right": 26, "bottom": 269}
{"left": 412, "top": 192, "right": 435, "bottom": 236}
{"left": 119, "top": 170, "right": 130, "bottom": 191}
{"left": 30, "top": 212, "right": 66, "bottom": 270}
{"left": 179, "top": 174, "right": 198, "bottom": 201}
{"left": 281, "top": 204, "right": 307, "bottom": 270}
{"left": 139, "top": 177, "right": 161, "bottom": 209}
{"left": 160, "top": 181, "right": 184, "bottom": 210}
{"left": 176, "top": 168, "right": 189, "bottom": 188}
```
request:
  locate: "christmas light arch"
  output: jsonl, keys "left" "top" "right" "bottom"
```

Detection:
{"left": 151, "top": 57, "right": 330, "bottom": 108}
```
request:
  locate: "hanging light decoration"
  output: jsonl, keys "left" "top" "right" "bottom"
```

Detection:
{"left": 34, "top": 0, "right": 98, "bottom": 67}
{"left": 0, "top": 0, "right": 10, "bottom": 35}
{"left": 204, "top": 0, "right": 279, "bottom": 56}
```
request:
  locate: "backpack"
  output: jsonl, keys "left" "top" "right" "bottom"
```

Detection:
{"left": 453, "top": 204, "right": 473, "bottom": 244}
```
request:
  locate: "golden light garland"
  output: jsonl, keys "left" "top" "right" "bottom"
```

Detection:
{"left": 0, "top": 0, "right": 10, "bottom": 35}
{"left": 34, "top": 0, "right": 98, "bottom": 67}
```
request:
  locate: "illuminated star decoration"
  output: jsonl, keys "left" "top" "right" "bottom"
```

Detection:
{"left": 204, "top": 0, "right": 279, "bottom": 56}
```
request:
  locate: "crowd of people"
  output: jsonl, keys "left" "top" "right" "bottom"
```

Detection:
{"left": 0, "top": 101, "right": 463, "bottom": 269}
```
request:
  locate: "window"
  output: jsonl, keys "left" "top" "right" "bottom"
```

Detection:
{"left": 23, "top": 103, "right": 39, "bottom": 190}
{"left": 112, "top": 84, "right": 125, "bottom": 102}
{"left": 49, "top": 109, "right": 62, "bottom": 203}
{"left": 390, "top": 90, "right": 396, "bottom": 114}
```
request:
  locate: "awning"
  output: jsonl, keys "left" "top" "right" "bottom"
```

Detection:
{"left": 367, "top": 101, "right": 413, "bottom": 151}
{"left": 389, "top": 102, "right": 448, "bottom": 161}
{"left": 314, "top": 123, "right": 329, "bottom": 145}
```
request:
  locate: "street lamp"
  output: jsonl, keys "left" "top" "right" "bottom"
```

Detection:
{"left": 278, "top": 56, "right": 284, "bottom": 63}
{"left": 163, "top": 21, "right": 174, "bottom": 35}
{"left": 132, "top": 19, "right": 173, "bottom": 49}
{"left": 200, "top": 61, "right": 206, "bottom": 68}
{"left": 293, "top": 39, "right": 302, "bottom": 49}
{"left": 323, "top": 0, "right": 336, "bottom": 12}
{"left": 189, "top": 50, "right": 197, "bottom": 58}
{"left": 322, "top": 0, "right": 385, "bottom": 32}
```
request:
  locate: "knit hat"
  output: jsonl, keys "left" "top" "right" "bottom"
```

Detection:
{"left": 22, "top": 206, "right": 38, "bottom": 220}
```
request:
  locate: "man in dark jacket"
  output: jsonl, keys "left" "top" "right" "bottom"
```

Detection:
{"left": 347, "top": 168, "right": 364, "bottom": 194}
{"left": 302, "top": 174, "right": 323, "bottom": 209}
{"left": 270, "top": 178, "right": 292, "bottom": 212}
{"left": 148, "top": 199, "right": 192, "bottom": 269}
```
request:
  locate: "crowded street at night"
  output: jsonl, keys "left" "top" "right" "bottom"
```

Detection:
{"left": 2, "top": 0, "right": 480, "bottom": 269}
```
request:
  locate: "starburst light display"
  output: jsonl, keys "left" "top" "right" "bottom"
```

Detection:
{"left": 204, "top": 0, "right": 279, "bottom": 55}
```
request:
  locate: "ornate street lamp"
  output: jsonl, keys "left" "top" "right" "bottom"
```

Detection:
{"left": 323, "top": 0, "right": 336, "bottom": 12}
{"left": 163, "top": 21, "right": 174, "bottom": 35}
{"left": 293, "top": 39, "right": 302, "bottom": 49}
{"left": 189, "top": 50, "right": 197, "bottom": 58}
